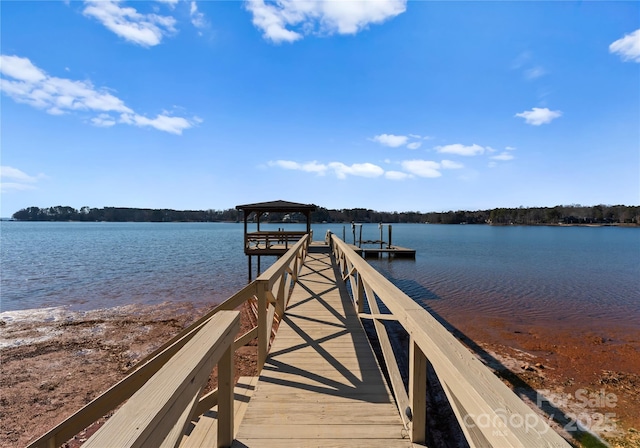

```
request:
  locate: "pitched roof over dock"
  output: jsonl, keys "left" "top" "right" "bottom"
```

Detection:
{"left": 235, "top": 200, "right": 317, "bottom": 213}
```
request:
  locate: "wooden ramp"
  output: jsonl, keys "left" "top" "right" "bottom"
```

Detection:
{"left": 232, "top": 252, "right": 411, "bottom": 447}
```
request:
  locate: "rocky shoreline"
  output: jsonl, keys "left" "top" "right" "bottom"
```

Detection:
{"left": 1, "top": 303, "right": 638, "bottom": 447}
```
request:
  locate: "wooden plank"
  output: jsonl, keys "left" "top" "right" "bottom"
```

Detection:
{"left": 235, "top": 252, "right": 409, "bottom": 448}
{"left": 160, "top": 392, "right": 200, "bottom": 448}
{"left": 232, "top": 377, "right": 259, "bottom": 434}
{"left": 256, "top": 281, "right": 268, "bottom": 371}
{"left": 179, "top": 377, "right": 258, "bottom": 448}
{"left": 240, "top": 404, "right": 399, "bottom": 424}
{"left": 85, "top": 311, "right": 239, "bottom": 448}
{"left": 232, "top": 439, "right": 412, "bottom": 448}
{"left": 358, "top": 313, "right": 399, "bottom": 321}
{"left": 237, "top": 424, "right": 406, "bottom": 439}
{"left": 217, "top": 344, "right": 234, "bottom": 448}
{"left": 362, "top": 278, "right": 411, "bottom": 428}
{"left": 409, "top": 338, "right": 427, "bottom": 444}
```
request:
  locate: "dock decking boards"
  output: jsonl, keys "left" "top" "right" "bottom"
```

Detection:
{"left": 232, "top": 252, "right": 411, "bottom": 447}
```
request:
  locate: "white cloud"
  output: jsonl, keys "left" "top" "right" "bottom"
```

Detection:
{"left": 299, "top": 161, "right": 328, "bottom": 174}
{"left": 0, "top": 55, "right": 197, "bottom": 134}
{"left": 505, "top": 146, "right": 517, "bottom": 151}
{"left": 401, "top": 160, "right": 441, "bottom": 178}
{"left": 190, "top": 1, "right": 207, "bottom": 30}
{"left": 441, "top": 160, "right": 463, "bottom": 169}
{"left": 512, "top": 51, "right": 548, "bottom": 81}
{"left": 515, "top": 107, "right": 562, "bottom": 125}
{"left": 436, "top": 143, "right": 485, "bottom": 156}
{"left": 0, "top": 166, "right": 45, "bottom": 192}
{"left": 83, "top": 0, "right": 177, "bottom": 47}
{"left": 385, "top": 170, "right": 412, "bottom": 180}
{"left": 270, "top": 157, "right": 473, "bottom": 181}
{"left": 372, "top": 133, "right": 425, "bottom": 149}
{"left": 268, "top": 160, "right": 328, "bottom": 174}
{"left": 1, "top": 55, "right": 132, "bottom": 115}
{"left": 91, "top": 113, "right": 117, "bottom": 127}
{"left": 245, "top": 0, "right": 406, "bottom": 43}
{"left": 157, "top": 0, "right": 179, "bottom": 6}
{"left": 491, "top": 152, "right": 515, "bottom": 161}
{"left": 609, "top": 29, "right": 640, "bottom": 63}
{"left": 372, "top": 133, "right": 408, "bottom": 148}
{"left": 0, "top": 55, "right": 46, "bottom": 83}
{"left": 269, "top": 160, "right": 302, "bottom": 170}
{"left": 120, "top": 113, "right": 195, "bottom": 134}
{"left": 268, "top": 160, "right": 384, "bottom": 179}
{"left": 1, "top": 166, "right": 39, "bottom": 183}
{"left": 524, "top": 66, "right": 546, "bottom": 80}
{"left": 328, "top": 162, "right": 384, "bottom": 179}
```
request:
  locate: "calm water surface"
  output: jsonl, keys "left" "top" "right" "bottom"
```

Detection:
{"left": 365, "top": 224, "right": 640, "bottom": 328}
{"left": 1, "top": 222, "right": 639, "bottom": 329}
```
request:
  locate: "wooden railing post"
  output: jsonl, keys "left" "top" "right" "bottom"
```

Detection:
{"left": 409, "top": 337, "right": 427, "bottom": 444}
{"left": 356, "top": 273, "right": 364, "bottom": 314}
{"left": 217, "top": 343, "right": 234, "bottom": 448}
{"left": 256, "top": 280, "right": 268, "bottom": 372}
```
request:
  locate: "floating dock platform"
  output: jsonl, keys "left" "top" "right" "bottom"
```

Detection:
{"left": 359, "top": 245, "right": 416, "bottom": 259}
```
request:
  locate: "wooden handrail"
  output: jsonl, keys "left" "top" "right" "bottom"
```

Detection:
{"left": 84, "top": 311, "right": 239, "bottom": 448}
{"left": 330, "top": 234, "right": 570, "bottom": 447}
{"left": 244, "top": 231, "right": 307, "bottom": 250}
{"left": 28, "top": 235, "right": 312, "bottom": 448}
{"left": 132, "top": 282, "right": 258, "bottom": 373}
{"left": 255, "top": 234, "right": 309, "bottom": 369}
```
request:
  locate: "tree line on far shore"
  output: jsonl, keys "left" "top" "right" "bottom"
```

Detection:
{"left": 11, "top": 204, "right": 640, "bottom": 225}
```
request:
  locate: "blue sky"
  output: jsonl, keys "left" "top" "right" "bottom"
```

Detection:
{"left": 1, "top": 0, "right": 639, "bottom": 216}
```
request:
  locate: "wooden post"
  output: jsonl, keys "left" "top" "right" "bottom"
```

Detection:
{"left": 245, "top": 211, "right": 251, "bottom": 282}
{"left": 217, "top": 344, "right": 234, "bottom": 448}
{"left": 388, "top": 225, "right": 392, "bottom": 249}
{"left": 256, "top": 281, "right": 268, "bottom": 371}
{"left": 409, "top": 337, "right": 427, "bottom": 444}
{"left": 356, "top": 273, "right": 364, "bottom": 314}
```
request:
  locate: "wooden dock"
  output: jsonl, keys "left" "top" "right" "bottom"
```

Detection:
{"left": 232, "top": 251, "right": 410, "bottom": 447}
{"left": 29, "top": 233, "right": 571, "bottom": 448}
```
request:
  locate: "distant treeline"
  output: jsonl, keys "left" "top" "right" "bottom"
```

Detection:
{"left": 11, "top": 204, "right": 640, "bottom": 225}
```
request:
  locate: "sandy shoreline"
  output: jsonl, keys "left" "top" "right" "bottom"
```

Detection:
{"left": 1, "top": 303, "right": 638, "bottom": 447}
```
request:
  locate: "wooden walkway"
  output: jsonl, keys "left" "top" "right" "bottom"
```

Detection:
{"left": 232, "top": 251, "right": 411, "bottom": 447}
{"left": 32, "top": 234, "right": 570, "bottom": 448}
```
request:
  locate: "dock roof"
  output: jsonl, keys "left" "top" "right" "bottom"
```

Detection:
{"left": 235, "top": 200, "right": 317, "bottom": 213}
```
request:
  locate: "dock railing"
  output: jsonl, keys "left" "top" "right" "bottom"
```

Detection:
{"left": 27, "top": 234, "right": 310, "bottom": 448}
{"left": 330, "top": 233, "right": 570, "bottom": 447}
{"left": 244, "top": 230, "right": 307, "bottom": 251}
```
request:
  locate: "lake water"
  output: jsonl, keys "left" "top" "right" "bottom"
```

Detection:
{"left": 1, "top": 222, "right": 639, "bottom": 330}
